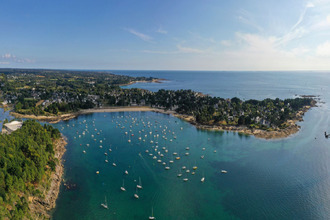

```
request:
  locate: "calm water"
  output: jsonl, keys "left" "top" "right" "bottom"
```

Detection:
{"left": 0, "top": 108, "right": 13, "bottom": 132}
{"left": 50, "top": 71, "right": 330, "bottom": 220}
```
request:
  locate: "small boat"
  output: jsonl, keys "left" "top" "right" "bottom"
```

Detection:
{"left": 96, "top": 171, "right": 100, "bottom": 174}
{"left": 83, "top": 150, "right": 86, "bottom": 154}
{"left": 202, "top": 148, "right": 206, "bottom": 151}
{"left": 214, "top": 150, "right": 217, "bottom": 153}
{"left": 134, "top": 188, "right": 139, "bottom": 199}
{"left": 201, "top": 177, "right": 205, "bottom": 182}
{"left": 112, "top": 162, "right": 117, "bottom": 167}
{"left": 193, "top": 166, "right": 198, "bottom": 170}
{"left": 200, "top": 155, "right": 204, "bottom": 159}
{"left": 221, "top": 170, "right": 228, "bottom": 174}
{"left": 183, "top": 178, "right": 188, "bottom": 182}
{"left": 157, "top": 159, "right": 162, "bottom": 163}
{"left": 101, "top": 196, "right": 108, "bottom": 209}
{"left": 149, "top": 207, "right": 156, "bottom": 220}
{"left": 165, "top": 166, "right": 170, "bottom": 170}
{"left": 137, "top": 177, "right": 143, "bottom": 189}
{"left": 175, "top": 157, "right": 181, "bottom": 160}
{"left": 186, "top": 147, "right": 190, "bottom": 150}
{"left": 182, "top": 166, "right": 186, "bottom": 170}
{"left": 177, "top": 169, "right": 183, "bottom": 177}
{"left": 173, "top": 152, "right": 178, "bottom": 155}
{"left": 185, "top": 152, "right": 189, "bottom": 156}
{"left": 121, "top": 180, "right": 126, "bottom": 191}
{"left": 186, "top": 169, "right": 190, "bottom": 173}
{"left": 125, "top": 170, "right": 129, "bottom": 175}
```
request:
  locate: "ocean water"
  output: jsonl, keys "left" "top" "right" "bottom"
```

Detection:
{"left": 50, "top": 71, "right": 330, "bottom": 220}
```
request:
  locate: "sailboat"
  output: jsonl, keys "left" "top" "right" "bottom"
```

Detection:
{"left": 100, "top": 196, "right": 108, "bottom": 209}
{"left": 201, "top": 172, "right": 205, "bottom": 182}
{"left": 134, "top": 187, "right": 139, "bottom": 199}
{"left": 137, "top": 177, "right": 143, "bottom": 189}
{"left": 121, "top": 180, "right": 126, "bottom": 191}
{"left": 149, "top": 207, "right": 156, "bottom": 220}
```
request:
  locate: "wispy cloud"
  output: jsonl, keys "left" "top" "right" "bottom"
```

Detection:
{"left": 237, "top": 9, "right": 263, "bottom": 32}
{"left": 156, "top": 27, "right": 167, "bottom": 34}
{"left": 0, "top": 53, "right": 34, "bottom": 64}
{"left": 221, "top": 40, "right": 232, "bottom": 47}
{"left": 123, "top": 28, "right": 153, "bottom": 42}
{"left": 142, "top": 45, "right": 206, "bottom": 55}
{"left": 177, "top": 45, "right": 205, "bottom": 54}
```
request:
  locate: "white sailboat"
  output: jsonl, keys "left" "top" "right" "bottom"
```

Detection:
{"left": 134, "top": 188, "right": 139, "bottom": 199}
{"left": 137, "top": 177, "right": 142, "bottom": 189}
{"left": 201, "top": 172, "right": 205, "bottom": 182}
{"left": 149, "top": 207, "right": 156, "bottom": 220}
{"left": 121, "top": 180, "right": 126, "bottom": 191}
{"left": 100, "top": 196, "right": 108, "bottom": 209}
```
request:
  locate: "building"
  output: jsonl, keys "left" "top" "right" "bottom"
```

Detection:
{"left": 2, "top": 121, "right": 23, "bottom": 134}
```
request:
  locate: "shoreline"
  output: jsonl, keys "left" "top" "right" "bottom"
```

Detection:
{"left": 120, "top": 78, "right": 166, "bottom": 87}
{"left": 11, "top": 105, "right": 313, "bottom": 140}
{"left": 29, "top": 136, "right": 67, "bottom": 219}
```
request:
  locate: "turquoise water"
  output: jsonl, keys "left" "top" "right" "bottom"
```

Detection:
{"left": 51, "top": 71, "right": 330, "bottom": 219}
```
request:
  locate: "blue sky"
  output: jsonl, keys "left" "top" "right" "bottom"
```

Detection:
{"left": 1, "top": 0, "right": 330, "bottom": 70}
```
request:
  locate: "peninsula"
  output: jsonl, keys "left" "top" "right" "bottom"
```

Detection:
{"left": 0, "top": 68, "right": 316, "bottom": 139}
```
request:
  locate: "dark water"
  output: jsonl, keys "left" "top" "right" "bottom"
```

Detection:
{"left": 51, "top": 71, "right": 330, "bottom": 219}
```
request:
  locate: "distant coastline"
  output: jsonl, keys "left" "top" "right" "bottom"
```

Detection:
{"left": 119, "top": 78, "right": 166, "bottom": 87}
{"left": 11, "top": 104, "right": 314, "bottom": 140}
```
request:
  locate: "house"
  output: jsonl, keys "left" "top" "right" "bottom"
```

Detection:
{"left": 2, "top": 121, "right": 23, "bottom": 134}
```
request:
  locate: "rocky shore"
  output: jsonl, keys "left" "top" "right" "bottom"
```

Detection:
{"left": 175, "top": 105, "right": 313, "bottom": 139}
{"left": 29, "top": 136, "right": 67, "bottom": 219}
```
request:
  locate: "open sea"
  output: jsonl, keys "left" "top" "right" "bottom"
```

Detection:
{"left": 29, "top": 71, "right": 330, "bottom": 219}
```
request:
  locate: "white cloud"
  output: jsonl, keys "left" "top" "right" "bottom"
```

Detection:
{"left": 123, "top": 28, "right": 153, "bottom": 42}
{"left": 142, "top": 44, "right": 207, "bottom": 55}
{"left": 0, "top": 53, "right": 33, "bottom": 64}
{"left": 156, "top": 27, "right": 167, "bottom": 34}
{"left": 177, "top": 45, "right": 205, "bottom": 54}
{"left": 221, "top": 40, "right": 232, "bottom": 47}
{"left": 316, "top": 41, "right": 330, "bottom": 56}
{"left": 237, "top": 9, "right": 263, "bottom": 32}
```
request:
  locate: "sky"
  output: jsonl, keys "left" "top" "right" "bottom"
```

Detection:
{"left": 1, "top": 0, "right": 330, "bottom": 71}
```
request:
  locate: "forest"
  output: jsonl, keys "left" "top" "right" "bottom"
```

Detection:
{"left": 0, "top": 120, "right": 60, "bottom": 219}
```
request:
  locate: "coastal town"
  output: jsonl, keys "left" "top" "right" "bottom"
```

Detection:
{"left": 1, "top": 69, "right": 315, "bottom": 134}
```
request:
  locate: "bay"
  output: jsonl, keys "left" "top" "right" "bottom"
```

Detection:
{"left": 51, "top": 71, "right": 330, "bottom": 219}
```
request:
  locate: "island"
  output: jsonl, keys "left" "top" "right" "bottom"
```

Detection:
{"left": 0, "top": 68, "right": 316, "bottom": 140}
